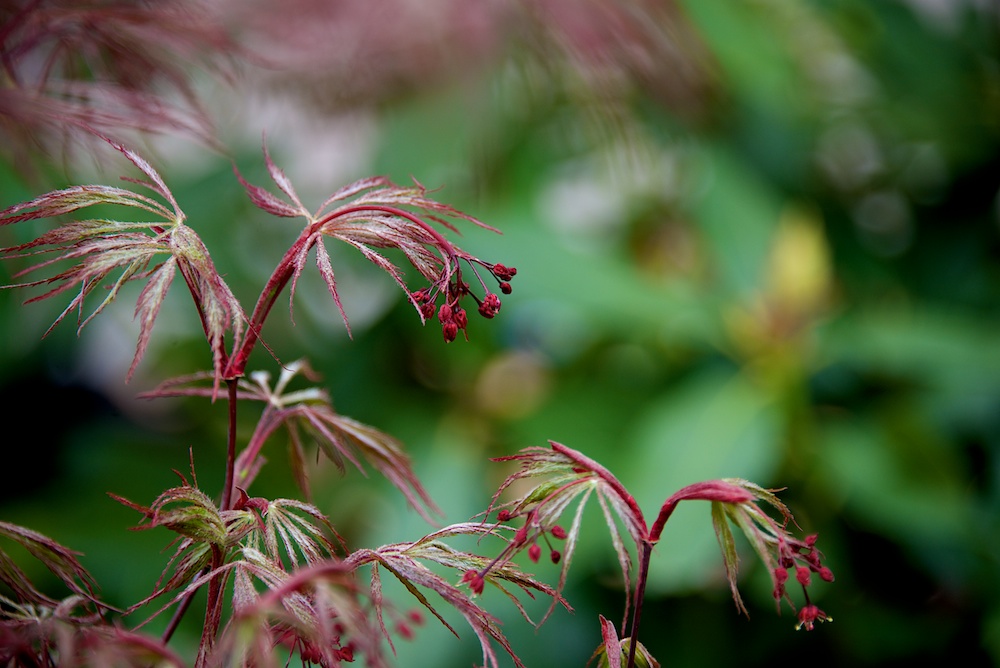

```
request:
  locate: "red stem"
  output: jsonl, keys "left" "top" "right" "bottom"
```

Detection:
{"left": 648, "top": 500, "right": 678, "bottom": 546}
{"left": 195, "top": 545, "right": 225, "bottom": 668}
{"left": 223, "top": 234, "right": 307, "bottom": 378}
{"left": 219, "top": 378, "right": 239, "bottom": 511}
{"left": 650, "top": 482, "right": 753, "bottom": 544}
{"left": 626, "top": 541, "right": 653, "bottom": 668}
{"left": 160, "top": 576, "right": 199, "bottom": 644}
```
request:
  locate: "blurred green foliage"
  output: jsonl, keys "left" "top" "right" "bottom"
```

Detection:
{"left": 2, "top": 0, "right": 999, "bottom": 666}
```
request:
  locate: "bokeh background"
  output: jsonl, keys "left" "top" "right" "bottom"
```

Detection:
{"left": 2, "top": 0, "right": 999, "bottom": 665}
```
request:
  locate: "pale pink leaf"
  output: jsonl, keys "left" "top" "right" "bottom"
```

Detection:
{"left": 314, "top": 240, "right": 352, "bottom": 337}
{"left": 130, "top": 256, "right": 178, "bottom": 381}
{"left": 600, "top": 615, "right": 622, "bottom": 668}
{"left": 234, "top": 165, "right": 303, "bottom": 218}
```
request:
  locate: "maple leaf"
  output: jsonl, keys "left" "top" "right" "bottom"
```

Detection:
{"left": 346, "top": 522, "right": 568, "bottom": 668}
{"left": 142, "top": 359, "right": 441, "bottom": 523}
{"left": 1, "top": 137, "right": 244, "bottom": 390}
{"left": 228, "top": 139, "right": 515, "bottom": 373}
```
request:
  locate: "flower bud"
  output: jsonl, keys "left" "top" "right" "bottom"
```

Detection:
{"left": 493, "top": 263, "right": 517, "bottom": 281}
{"left": 550, "top": 525, "right": 567, "bottom": 540}
{"left": 478, "top": 293, "right": 501, "bottom": 318}
{"left": 550, "top": 550, "right": 561, "bottom": 564}
{"left": 499, "top": 281, "right": 512, "bottom": 294}
{"left": 528, "top": 544, "right": 541, "bottom": 562}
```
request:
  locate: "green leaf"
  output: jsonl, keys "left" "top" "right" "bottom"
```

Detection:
{"left": 148, "top": 486, "right": 226, "bottom": 546}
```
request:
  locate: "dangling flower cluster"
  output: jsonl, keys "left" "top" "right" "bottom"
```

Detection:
{"left": 517, "top": 517, "right": 567, "bottom": 566}
{"left": 460, "top": 508, "right": 566, "bottom": 596}
{"left": 410, "top": 261, "right": 516, "bottom": 342}
{"left": 771, "top": 533, "right": 834, "bottom": 630}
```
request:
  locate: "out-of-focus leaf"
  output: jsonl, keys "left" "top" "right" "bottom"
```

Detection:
{"left": 816, "top": 420, "right": 972, "bottom": 547}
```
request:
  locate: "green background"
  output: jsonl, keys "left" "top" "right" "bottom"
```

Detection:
{"left": 1, "top": 1, "right": 999, "bottom": 665}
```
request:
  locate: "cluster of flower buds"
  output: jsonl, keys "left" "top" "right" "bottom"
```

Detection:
{"left": 772, "top": 533, "right": 834, "bottom": 630}
{"left": 410, "top": 261, "right": 516, "bottom": 341}
{"left": 500, "top": 509, "right": 567, "bottom": 565}
{"left": 492, "top": 263, "right": 516, "bottom": 294}
{"left": 460, "top": 507, "right": 567, "bottom": 597}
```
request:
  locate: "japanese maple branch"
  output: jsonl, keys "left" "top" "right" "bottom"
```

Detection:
{"left": 624, "top": 484, "right": 755, "bottom": 668}
{"left": 224, "top": 204, "right": 461, "bottom": 379}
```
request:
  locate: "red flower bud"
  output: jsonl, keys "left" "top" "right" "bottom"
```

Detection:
{"left": 818, "top": 566, "right": 834, "bottom": 582}
{"left": 442, "top": 321, "right": 458, "bottom": 342}
{"left": 550, "top": 525, "right": 567, "bottom": 540}
{"left": 439, "top": 303, "right": 453, "bottom": 322}
{"left": 493, "top": 263, "right": 517, "bottom": 281}
{"left": 795, "top": 566, "right": 811, "bottom": 587}
{"left": 550, "top": 549, "right": 561, "bottom": 564}
{"left": 528, "top": 544, "right": 541, "bottom": 562}
{"left": 497, "top": 510, "right": 512, "bottom": 522}
{"left": 454, "top": 307, "right": 468, "bottom": 329}
{"left": 478, "top": 293, "right": 501, "bottom": 318}
{"left": 499, "top": 281, "right": 512, "bottom": 294}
